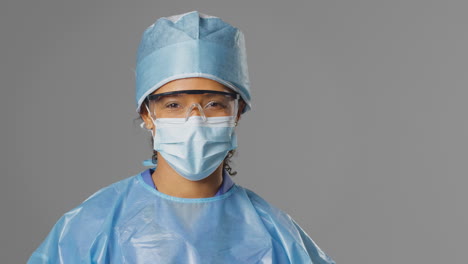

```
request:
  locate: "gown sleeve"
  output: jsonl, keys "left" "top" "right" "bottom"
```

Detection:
{"left": 244, "top": 188, "right": 336, "bottom": 264}
{"left": 290, "top": 218, "right": 336, "bottom": 264}
{"left": 27, "top": 183, "right": 123, "bottom": 264}
{"left": 27, "top": 210, "right": 78, "bottom": 263}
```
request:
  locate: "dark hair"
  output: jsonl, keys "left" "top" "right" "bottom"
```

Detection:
{"left": 133, "top": 103, "right": 238, "bottom": 176}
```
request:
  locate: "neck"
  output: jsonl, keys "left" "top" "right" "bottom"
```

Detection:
{"left": 151, "top": 155, "right": 224, "bottom": 198}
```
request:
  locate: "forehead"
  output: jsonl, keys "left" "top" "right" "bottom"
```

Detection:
{"left": 152, "top": 77, "right": 233, "bottom": 95}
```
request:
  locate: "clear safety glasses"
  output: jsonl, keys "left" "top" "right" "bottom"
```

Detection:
{"left": 145, "top": 90, "right": 240, "bottom": 122}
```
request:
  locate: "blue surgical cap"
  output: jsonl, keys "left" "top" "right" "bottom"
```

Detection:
{"left": 135, "top": 10, "right": 252, "bottom": 114}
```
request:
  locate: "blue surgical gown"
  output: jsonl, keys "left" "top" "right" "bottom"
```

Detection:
{"left": 28, "top": 169, "right": 336, "bottom": 263}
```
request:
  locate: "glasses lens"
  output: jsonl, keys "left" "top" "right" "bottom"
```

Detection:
{"left": 147, "top": 91, "right": 238, "bottom": 119}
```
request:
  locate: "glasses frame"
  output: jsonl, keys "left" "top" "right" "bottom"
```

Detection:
{"left": 145, "top": 89, "right": 241, "bottom": 122}
{"left": 147, "top": 89, "right": 240, "bottom": 101}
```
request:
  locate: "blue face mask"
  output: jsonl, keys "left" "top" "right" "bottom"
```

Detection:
{"left": 149, "top": 115, "right": 237, "bottom": 181}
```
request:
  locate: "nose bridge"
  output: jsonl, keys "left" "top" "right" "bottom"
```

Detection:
{"left": 185, "top": 103, "right": 207, "bottom": 121}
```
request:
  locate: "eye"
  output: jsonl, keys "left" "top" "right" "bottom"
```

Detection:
{"left": 206, "top": 101, "right": 226, "bottom": 108}
{"left": 165, "top": 102, "right": 181, "bottom": 109}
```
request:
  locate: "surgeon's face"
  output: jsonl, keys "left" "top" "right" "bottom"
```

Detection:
{"left": 141, "top": 77, "right": 245, "bottom": 132}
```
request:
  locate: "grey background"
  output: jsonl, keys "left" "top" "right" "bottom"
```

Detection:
{"left": 1, "top": 0, "right": 467, "bottom": 263}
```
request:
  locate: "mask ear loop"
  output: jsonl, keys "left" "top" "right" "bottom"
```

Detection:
{"left": 141, "top": 101, "right": 159, "bottom": 167}
{"left": 144, "top": 102, "right": 156, "bottom": 137}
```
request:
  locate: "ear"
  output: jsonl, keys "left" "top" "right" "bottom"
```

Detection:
{"left": 236, "top": 100, "right": 246, "bottom": 123}
{"left": 140, "top": 102, "right": 155, "bottom": 130}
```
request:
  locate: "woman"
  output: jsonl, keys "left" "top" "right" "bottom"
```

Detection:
{"left": 28, "top": 10, "right": 336, "bottom": 263}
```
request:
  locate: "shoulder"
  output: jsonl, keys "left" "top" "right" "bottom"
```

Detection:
{"left": 62, "top": 174, "right": 139, "bottom": 228}
{"left": 80, "top": 174, "right": 137, "bottom": 206}
{"left": 241, "top": 186, "right": 294, "bottom": 227}
{"left": 238, "top": 186, "right": 336, "bottom": 264}
{"left": 59, "top": 175, "right": 137, "bottom": 222}
{"left": 28, "top": 174, "right": 141, "bottom": 263}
